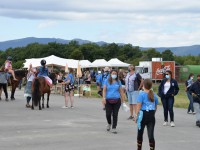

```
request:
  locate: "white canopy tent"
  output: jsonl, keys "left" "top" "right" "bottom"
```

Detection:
{"left": 108, "top": 58, "right": 130, "bottom": 67}
{"left": 23, "top": 58, "right": 41, "bottom": 68}
{"left": 79, "top": 60, "right": 93, "bottom": 68}
{"left": 23, "top": 55, "right": 129, "bottom": 69}
{"left": 23, "top": 55, "right": 92, "bottom": 69}
{"left": 91, "top": 59, "right": 111, "bottom": 67}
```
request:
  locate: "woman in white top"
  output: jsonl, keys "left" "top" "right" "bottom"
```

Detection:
{"left": 24, "top": 64, "right": 37, "bottom": 108}
{"left": 85, "top": 71, "right": 91, "bottom": 85}
{"left": 158, "top": 70, "right": 179, "bottom": 127}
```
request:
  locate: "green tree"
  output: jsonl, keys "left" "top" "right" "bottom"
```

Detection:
{"left": 174, "top": 56, "right": 184, "bottom": 65}
{"left": 104, "top": 43, "right": 119, "bottom": 60}
{"left": 142, "top": 48, "right": 161, "bottom": 61}
{"left": 79, "top": 43, "right": 100, "bottom": 61}
{"left": 12, "top": 60, "right": 24, "bottom": 69}
{"left": 70, "top": 49, "right": 83, "bottom": 60}
{"left": 184, "top": 59, "right": 196, "bottom": 65}
{"left": 162, "top": 49, "right": 174, "bottom": 61}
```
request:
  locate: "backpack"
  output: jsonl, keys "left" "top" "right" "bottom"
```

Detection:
{"left": 134, "top": 73, "right": 142, "bottom": 90}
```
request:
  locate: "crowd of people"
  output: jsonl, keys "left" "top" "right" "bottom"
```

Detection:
{"left": 1, "top": 58, "right": 200, "bottom": 150}
{"left": 91, "top": 65, "right": 200, "bottom": 150}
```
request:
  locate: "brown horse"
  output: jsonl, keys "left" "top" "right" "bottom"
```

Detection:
{"left": 31, "top": 73, "right": 57, "bottom": 110}
{"left": 10, "top": 69, "right": 28, "bottom": 100}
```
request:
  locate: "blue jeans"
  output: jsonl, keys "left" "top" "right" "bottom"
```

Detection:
{"left": 187, "top": 91, "right": 194, "bottom": 112}
{"left": 193, "top": 103, "right": 200, "bottom": 121}
{"left": 161, "top": 96, "right": 174, "bottom": 122}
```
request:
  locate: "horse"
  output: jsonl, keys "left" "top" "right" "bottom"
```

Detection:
{"left": 10, "top": 69, "right": 28, "bottom": 100}
{"left": 31, "top": 72, "right": 57, "bottom": 110}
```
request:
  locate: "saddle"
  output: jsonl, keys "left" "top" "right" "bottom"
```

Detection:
{"left": 42, "top": 77, "right": 52, "bottom": 88}
{"left": 45, "top": 79, "right": 52, "bottom": 87}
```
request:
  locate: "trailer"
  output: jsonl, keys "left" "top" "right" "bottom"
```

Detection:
{"left": 135, "top": 59, "right": 175, "bottom": 82}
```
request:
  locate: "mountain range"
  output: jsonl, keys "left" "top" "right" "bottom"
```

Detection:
{"left": 0, "top": 37, "right": 199, "bottom": 56}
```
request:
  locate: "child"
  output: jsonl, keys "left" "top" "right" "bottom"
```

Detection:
{"left": 135, "top": 79, "right": 158, "bottom": 150}
{"left": 4, "top": 56, "right": 17, "bottom": 80}
{"left": 37, "top": 59, "right": 52, "bottom": 87}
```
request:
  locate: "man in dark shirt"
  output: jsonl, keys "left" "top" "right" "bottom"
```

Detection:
{"left": 190, "top": 74, "right": 200, "bottom": 127}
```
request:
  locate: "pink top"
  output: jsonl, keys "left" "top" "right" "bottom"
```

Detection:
{"left": 5, "top": 61, "right": 12, "bottom": 69}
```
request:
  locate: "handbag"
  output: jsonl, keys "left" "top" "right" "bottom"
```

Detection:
{"left": 107, "top": 99, "right": 119, "bottom": 104}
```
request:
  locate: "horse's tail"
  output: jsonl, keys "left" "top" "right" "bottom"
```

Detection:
{"left": 32, "top": 78, "right": 40, "bottom": 106}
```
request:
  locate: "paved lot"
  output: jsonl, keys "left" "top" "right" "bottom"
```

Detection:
{"left": 0, "top": 89, "right": 199, "bottom": 150}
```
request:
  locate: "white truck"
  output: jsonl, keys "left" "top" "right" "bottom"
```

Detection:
{"left": 135, "top": 59, "right": 175, "bottom": 82}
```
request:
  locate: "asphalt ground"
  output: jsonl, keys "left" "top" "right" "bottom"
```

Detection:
{"left": 0, "top": 89, "right": 199, "bottom": 150}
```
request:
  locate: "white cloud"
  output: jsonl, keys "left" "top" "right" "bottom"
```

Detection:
{"left": 0, "top": 0, "right": 200, "bottom": 46}
{"left": 38, "top": 21, "right": 57, "bottom": 29}
{"left": 118, "top": 29, "right": 200, "bottom": 47}
{"left": 1, "top": 0, "right": 200, "bottom": 20}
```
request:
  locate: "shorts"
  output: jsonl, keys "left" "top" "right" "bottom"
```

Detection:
{"left": 127, "top": 91, "right": 139, "bottom": 104}
{"left": 65, "top": 83, "right": 75, "bottom": 93}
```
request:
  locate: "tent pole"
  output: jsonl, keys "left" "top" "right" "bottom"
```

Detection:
{"left": 79, "top": 77, "right": 80, "bottom": 98}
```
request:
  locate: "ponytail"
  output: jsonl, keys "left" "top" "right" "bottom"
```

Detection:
{"left": 143, "top": 79, "right": 155, "bottom": 102}
{"left": 148, "top": 89, "right": 154, "bottom": 102}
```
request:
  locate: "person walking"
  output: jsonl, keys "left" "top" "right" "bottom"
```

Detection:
{"left": 125, "top": 65, "right": 143, "bottom": 120}
{"left": 95, "top": 70, "right": 102, "bottom": 92}
{"left": 185, "top": 73, "right": 195, "bottom": 114}
{"left": 62, "top": 68, "right": 75, "bottom": 109}
{"left": 189, "top": 74, "right": 200, "bottom": 127}
{"left": 102, "top": 70, "right": 125, "bottom": 134}
{"left": 24, "top": 64, "right": 37, "bottom": 108}
{"left": 0, "top": 66, "right": 9, "bottom": 101}
{"left": 158, "top": 70, "right": 179, "bottom": 127}
{"left": 97, "top": 67, "right": 110, "bottom": 110}
{"left": 135, "top": 79, "right": 158, "bottom": 150}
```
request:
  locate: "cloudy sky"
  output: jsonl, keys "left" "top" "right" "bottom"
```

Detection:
{"left": 0, "top": 0, "right": 200, "bottom": 47}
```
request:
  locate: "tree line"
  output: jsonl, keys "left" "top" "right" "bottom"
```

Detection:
{"left": 0, "top": 41, "right": 199, "bottom": 69}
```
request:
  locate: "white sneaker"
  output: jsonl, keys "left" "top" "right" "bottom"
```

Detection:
{"left": 62, "top": 106, "right": 68, "bottom": 109}
{"left": 112, "top": 128, "right": 117, "bottom": 134}
{"left": 170, "top": 121, "right": 175, "bottom": 127}
{"left": 106, "top": 124, "right": 111, "bottom": 131}
{"left": 163, "top": 122, "right": 168, "bottom": 126}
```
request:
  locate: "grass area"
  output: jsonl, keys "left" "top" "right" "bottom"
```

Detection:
{"left": 79, "top": 83, "right": 189, "bottom": 109}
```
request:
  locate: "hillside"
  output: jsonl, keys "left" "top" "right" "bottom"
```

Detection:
{"left": 141, "top": 45, "right": 200, "bottom": 56}
{"left": 0, "top": 37, "right": 200, "bottom": 56}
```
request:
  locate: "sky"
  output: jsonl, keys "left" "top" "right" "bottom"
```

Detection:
{"left": 0, "top": 0, "right": 200, "bottom": 47}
